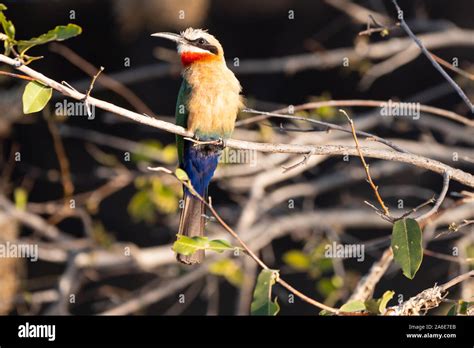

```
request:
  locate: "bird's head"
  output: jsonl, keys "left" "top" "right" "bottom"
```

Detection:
{"left": 152, "top": 28, "right": 224, "bottom": 66}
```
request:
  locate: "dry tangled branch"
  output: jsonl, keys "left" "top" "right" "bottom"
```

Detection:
{"left": 1, "top": 0, "right": 473, "bottom": 320}
{"left": 1, "top": 54, "right": 473, "bottom": 188}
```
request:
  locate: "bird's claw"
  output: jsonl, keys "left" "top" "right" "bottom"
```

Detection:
{"left": 189, "top": 135, "right": 225, "bottom": 148}
{"left": 216, "top": 137, "right": 226, "bottom": 149}
{"left": 189, "top": 135, "right": 200, "bottom": 147}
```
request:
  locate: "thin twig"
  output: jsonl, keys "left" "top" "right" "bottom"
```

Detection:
{"left": 281, "top": 149, "right": 316, "bottom": 173}
{"left": 85, "top": 66, "right": 104, "bottom": 99}
{"left": 44, "top": 112, "right": 74, "bottom": 199}
{"left": 364, "top": 201, "right": 393, "bottom": 222}
{"left": 49, "top": 43, "right": 157, "bottom": 116}
{"left": 341, "top": 109, "right": 390, "bottom": 216}
{"left": 423, "top": 249, "right": 473, "bottom": 265}
{"left": 0, "top": 70, "right": 35, "bottom": 81}
{"left": 243, "top": 107, "right": 408, "bottom": 153}
{"left": 324, "top": 0, "right": 392, "bottom": 26}
{"left": 83, "top": 66, "right": 104, "bottom": 118}
{"left": 0, "top": 195, "right": 72, "bottom": 241}
{"left": 239, "top": 100, "right": 474, "bottom": 127}
{"left": 430, "top": 52, "right": 474, "bottom": 81}
{"left": 392, "top": 0, "right": 474, "bottom": 113}
{"left": 434, "top": 219, "right": 474, "bottom": 239}
{"left": 102, "top": 265, "right": 209, "bottom": 315}
{"left": 416, "top": 171, "right": 451, "bottom": 223}
{"left": 358, "top": 15, "right": 400, "bottom": 36}
{"left": 394, "top": 197, "right": 435, "bottom": 220}
{"left": 440, "top": 270, "right": 474, "bottom": 292}
{"left": 358, "top": 25, "right": 398, "bottom": 36}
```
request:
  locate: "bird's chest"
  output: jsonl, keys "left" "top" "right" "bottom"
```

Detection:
{"left": 185, "top": 72, "right": 240, "bottom": 139}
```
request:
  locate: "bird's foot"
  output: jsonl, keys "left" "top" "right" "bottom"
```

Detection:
{"left": 216, "top": 137, "right": 226, "bottom": 149}
{"left": 186, "top": 135, "right": 201, "bottom": 147}
{"left": 188, "top": 136, "right": 225, "bottom": 148}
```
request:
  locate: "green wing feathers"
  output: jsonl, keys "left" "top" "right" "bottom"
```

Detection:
{"left": 175, "top": 80, "right": 191, "bottom": 167}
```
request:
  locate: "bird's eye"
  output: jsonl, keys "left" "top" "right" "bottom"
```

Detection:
{"left": 197, "top": 38, "right": 206, "bottom": 45}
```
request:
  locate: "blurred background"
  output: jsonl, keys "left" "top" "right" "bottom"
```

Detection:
{"left": 0, "top": 0, "right": 473, "bottom": 315}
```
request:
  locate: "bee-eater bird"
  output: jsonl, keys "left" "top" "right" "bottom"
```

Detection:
{"left": 152, "top": 28, "right": 243, "bottom": 264}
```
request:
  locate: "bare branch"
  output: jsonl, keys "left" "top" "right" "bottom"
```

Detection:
{"left": 238, "top": 100, "right": 474, "bottom": 127}
{"left": 416, "top": 171, "right": 451, "bottom": 223}
{"left": 102, "top": 266, "right": 209, "bottom": 315}
{"left": 2, "top": 54, "right": 473, "bottom": 188}
{"left": 49, "top": 43, "right": 157, "bottom": 116}
{"left": 392, "top": 0, "right": 474, "bottom": 113}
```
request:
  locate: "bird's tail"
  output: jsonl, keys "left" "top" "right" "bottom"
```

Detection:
{"left": 177, "top": 191, "right": 206, "bottom": 264}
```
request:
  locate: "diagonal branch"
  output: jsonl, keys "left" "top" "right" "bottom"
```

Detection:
{"left": 392, "top": 0, "right": 474, "bottom": 113}
{"left": 238, "top": 100, "right": 474, "bottom": 127}
{"left": 416, "top": 171, "right": 451, "bottom": 224}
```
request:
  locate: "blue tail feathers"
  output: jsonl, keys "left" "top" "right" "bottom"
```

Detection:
{"left": 183, "top": 141, "right": 221, "bottom": 197}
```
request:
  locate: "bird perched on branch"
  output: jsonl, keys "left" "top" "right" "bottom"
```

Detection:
{"left": 152, "top": 28, "right": 243, "bottom": 264}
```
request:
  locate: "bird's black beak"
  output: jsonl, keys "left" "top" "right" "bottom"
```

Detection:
{"left": 151, "top": 32, "right": 187, "bottom": 45}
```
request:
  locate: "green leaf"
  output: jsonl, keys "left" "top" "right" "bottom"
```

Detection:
{"left": 0, "top": 4, "right": 15, "bottom": 40}
{"left": 14, "top": 187, "right": 28, "bottom": 210}
{"left": 251, "top": 269, "right": 280, "bottom": 316}
{"left": 391, "top": 218, "right": 423, "bottom": 279}
{"left": 458, "top": 301, "right": 469, "bottom": 315}
{"left": 208, "top": 259, "right": 243, "bottom": 287}
{"left": 150, "top": 178, "right": 179, "bottom": 214}
{"left": 317, "top": 276, "right": 343, "bottom": 297}
{"left": 364, "top": 299, "right": 380, "bottom": 314}
{"left": 172, "top": 235, "right": 235, "bottom": 256}
{"left": 0, "top": 4, "right": 15, "bottom": 55}
{"left": 17, "top": 23, "right": 82, "bottom": 55}
{"left": 339, "top": 300, "right": 366, "bottom": 313}
{"left": 127, "top": 189, "right": 157, "bottom": 224}
{"left": 378, "top": 290, "right": 395, "bottom": 313}
{"left": 208, "top": 239, "right": 234, "bottom": 252}
{"left": 131, "top": 139, "right": 162, "bottom": 163}
{"left": 91, "top": 222, "right": 115, "bottom": 248}
{"left": 131, "top": 141, "right": 176, "bottom": 164}
{"left": 172, "top": 235, "right": 207, "bottom": 256}
{"left": 446, "top": 304, "right": 457, "bottom": 316}
{"left": 22, "top": 81, "right": 52, "bottom": 114}
{"left": 162, "top": 144, "right": 178, "bottom": 164}
{"left": 282, "top": 250, "right": 311, "bottom": 271}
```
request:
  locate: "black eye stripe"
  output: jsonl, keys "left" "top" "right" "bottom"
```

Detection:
{"left": 188, "top": 37, "right": 218, "bottom": 55}
{"left": 189, "top": 37, "right": 208, "bottom": 45}
{"left": 203, "top": 44, "right": 218, "bottom": 55}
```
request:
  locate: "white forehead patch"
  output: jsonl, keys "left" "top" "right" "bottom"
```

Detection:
{"left": 180, "top": 27, "right": 209, "bottom": 41}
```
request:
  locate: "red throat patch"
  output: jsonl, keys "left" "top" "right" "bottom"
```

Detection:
{"left": 180, "top": 51, "right": 214, "bottom": 66}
